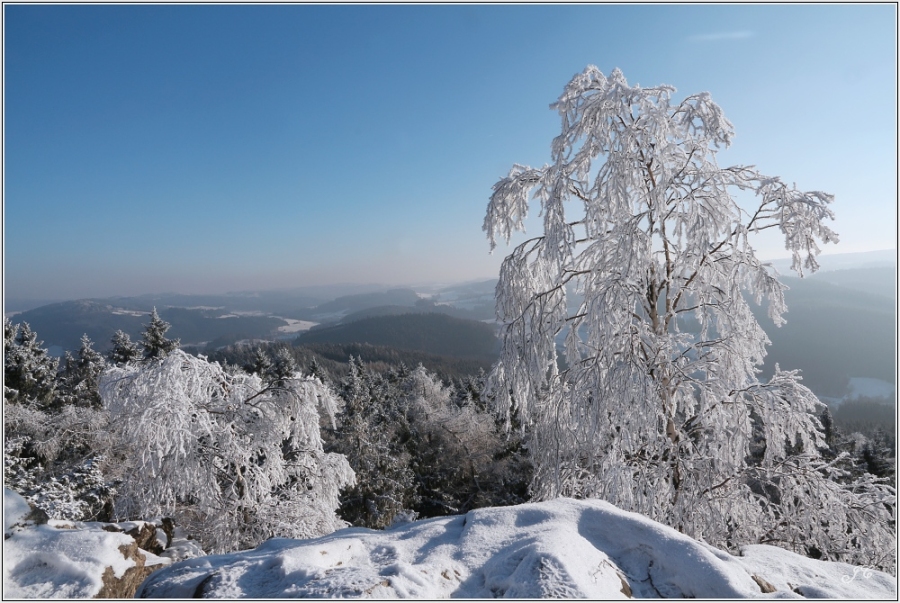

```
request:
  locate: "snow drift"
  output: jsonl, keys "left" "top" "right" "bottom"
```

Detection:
{"left": 137, "top": 498, "right": 896, "bottom": 599}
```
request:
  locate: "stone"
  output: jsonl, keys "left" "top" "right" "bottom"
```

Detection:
{"left": 95, "top": 542, "right": 168, "bottom": 599}
{"left": 752, "top": 574, "right": 777, "bottom": 593}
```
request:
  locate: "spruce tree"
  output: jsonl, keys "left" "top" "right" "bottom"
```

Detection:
{"left": 140, "top": 308, "right": 180, "bottom": 360}
{"left": 335, "top": 357, "right": 418, "bottom": 528}
{"left": 108, "top": 330, "right": 141, "bottom": 366}
{"left": 4, "top": 320, "right": 58, "bottom": 407}
{"left": 244, "top": 346, "right": 274, "bottom": 378}
{"left": 57, "top": 334, "right": 106, "bottom": 409}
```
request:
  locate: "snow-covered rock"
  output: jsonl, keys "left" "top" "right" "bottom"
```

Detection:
{"left": 136, "top": 498, "right": 897, "bottom": 599}
{"left": 3, "top": 488, "right": 177, "bottom": 598}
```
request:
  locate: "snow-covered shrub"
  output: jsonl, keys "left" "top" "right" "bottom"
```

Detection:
{"left": 4, "top": 403, "right": 115, "bottom": 521}
{"left": 99, "top": 350, "right": 355, "bottom": 553}
{"left": 4, "top": 441, "right": 112, "bottom": 521}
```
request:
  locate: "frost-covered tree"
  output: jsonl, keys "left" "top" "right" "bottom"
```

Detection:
{"left": 401, "top": 366, "right": 530, "bottom": 516}
{"left": 5, "top": 402, "right": 114, "bottom": 521}
{"left": 244, "top": 345, "right": 274, "bottom": 378}
{"left": 99, "top": 350, "right": 354, "bottom": 553}
{"left": 107, "top": 330, "right": 141, "bottom": 366}
{"left": 57, "top": 334, "right": 106, "bottom": 409}
{"left": 5, "top": 323, "right": 114, "bottom": 521}
{"left": 483, "top": 66, "right": 894, "bottom": 569}
{"left": 139, "top": 307, "right": 180, "bottom": 359}
{"left": 333, "top": 357, "right": 418, "bottom": 529}
{"left": 4, "top": 320, "right": 58, "bottom": 407}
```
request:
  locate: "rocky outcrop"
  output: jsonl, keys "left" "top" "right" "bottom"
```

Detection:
{"left": 91, "top": 519, "right": 191, "bottom": 597}
{"left": 96, "top": 542, "right": 167, "bottom": 599}
{"left": 100, "top": 518, "right": 173, "bottom": 555}
{"left": 5, "top": 489, "right": 202, "bottom": 599}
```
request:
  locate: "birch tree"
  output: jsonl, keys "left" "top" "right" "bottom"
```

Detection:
{"left": 483, "top": 66, "right": 894, "bottom": 569}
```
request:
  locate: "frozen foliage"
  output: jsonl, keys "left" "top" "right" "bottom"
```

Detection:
{"left": 4, "top": 322, "right": 117, "bottom": 522}
{"left": 99, "top": 350, "right": 354, "bottom": 553}
{"left": 329, "top": 360, "right": 531, "bottom": 528}
{"left": 334, "top": 358, "right": 418, "bottom": 528}
{"left": 4, "top": 401, "right": 115, "bottom": 522}
{"left": 4, "top": 319, "right": 58, "bottom": 406}
{"left": 483, "top": 67, "right": 894, "bottom": 569}
{"left": 5, "top": 442, "right": 111, "bottom": 522}
{"left": 401, "top": 366, "right": 530, "bottom": 516}
{"left": 136, "top": 497, "right": 896, "bottom": 599}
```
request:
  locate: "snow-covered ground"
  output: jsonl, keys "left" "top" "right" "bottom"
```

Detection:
{"left": 276, "top": 318, "right": 318, "bottom": 334}
{"left": 138, "top": 498, "right": 896, "bottom": 599}
{"left": 110, "top": 307, "right": 147, "bottom": 317}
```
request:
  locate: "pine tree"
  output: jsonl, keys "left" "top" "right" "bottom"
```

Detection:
{"left": 268, "top": 346, "right": 298, "bottom": 386}
{"left": 140, "top": 308, "right": 180, "bottom": 360}
{"left": 244, "top": 346, "right": 274, "bottom": 378}
{"left": 4, "top": 320, "right": 58, "bottom": 407}
{"left": 56, "top": 334, "right": 106, "bottom": 409}
{"left": 334, "top": 357, "right": 418, "bottom": 529}
{"left": 107, "top": 330, "right": 141, "bottom": 366}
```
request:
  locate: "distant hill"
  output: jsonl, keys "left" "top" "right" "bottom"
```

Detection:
{"left": 296, "top": 313, "right": 499, "bottom": 360}
{"left": 295, "top": 289, "right": 421, "bottom": 323}
{"left": 304, "top": 342, "right": 494, "bottom": 383}
{"left": 9, "top": 300, "right": 148, "bottom": 354}
{"left": 429, "top": 279, "right": 497, "bottom": 319}
{"left": 105, "top": 290, "right": 325, "bottom": 317}
{"left": 9, "top": 301, "right": 286, "bottom": 353}
{"left": 809, "top": 266, "right": 896, "bottom": 300}
{"left": 337, "top": 298, "right": 492, "bottom": 324}
{"left": 756, "top": 275, "right": 896, "bottom": 397}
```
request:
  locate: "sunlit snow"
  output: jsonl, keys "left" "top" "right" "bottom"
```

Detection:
{"left": 137, "top": 498, "right": 896, "bottom": 599}
{"left": 4, "top": 489, "right": 171, "bottom": 599}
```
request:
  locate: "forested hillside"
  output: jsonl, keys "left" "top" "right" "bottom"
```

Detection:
{"left": 758, "top": 275, "right": 896, "bottom": 396}
{"left": 297, "top": 313, "right": 499, "bottom": 360}
{"left": 10, "top": 301, "right": 287, "bottom": 353}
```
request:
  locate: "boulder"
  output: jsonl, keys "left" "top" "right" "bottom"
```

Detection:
{"left": 4, "top": 490, "right": 200, "bottom": 599}
{"left": 96, "top": 542, "right": 167, "bottom": 599}
{"left": 101, "top": 520, "right": 167, "bottom": 555}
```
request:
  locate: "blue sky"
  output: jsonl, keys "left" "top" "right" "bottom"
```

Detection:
{"left": 4, "top": 4, "right": 896, "bottom": 300}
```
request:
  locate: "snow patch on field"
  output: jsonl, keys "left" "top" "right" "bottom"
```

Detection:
{"left": 137, "top": 498, "right": 896, "bottom": 599}
{"left": 277, "top": 319, "right": 318, "bottom": 333}
{"left": 110, "top": 308, "right": 147, "bottom": 317}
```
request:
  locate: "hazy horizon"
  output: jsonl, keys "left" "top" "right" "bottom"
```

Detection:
{"left": 5, "top": 248, "right": 895, "bottom": 314}
{"left": 4, "top": 5, "right": 897, "bottom": 302}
